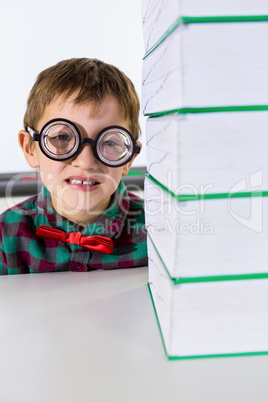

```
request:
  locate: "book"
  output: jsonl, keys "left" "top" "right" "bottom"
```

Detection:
{"left": 146, "top": 111, "right": 268, "bottom": 195}
{"left": 142, "top": 20, "right": 268, "bottom": 115}
{"left": 148, "top": 234, "right": 268, "bottom": 359}
{"left": 144, "top": 175, "right": 268, "bottom": 279}
{"left": 141, "top": 0, "right": 268, "bottom": 360}
{"left": 142, "top": 0, "right": 268, "bottom": 53}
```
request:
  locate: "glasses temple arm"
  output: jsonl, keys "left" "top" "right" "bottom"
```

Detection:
{"left": 134, "top": 143, "right": 141, "bottom": 154}
{"left": 27, "top": 127, "right": 40, "bottom": 142}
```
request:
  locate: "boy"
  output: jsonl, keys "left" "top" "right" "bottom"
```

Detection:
{"left": 0, "top": 58, "right": 148, "bottom": 274}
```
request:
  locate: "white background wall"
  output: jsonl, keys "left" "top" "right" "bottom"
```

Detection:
{"left": 0, "top": 0, "right": 146, "bottom": 173}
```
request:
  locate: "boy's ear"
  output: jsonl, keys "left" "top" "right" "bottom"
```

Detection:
{"left": 121, "top": 141, "right": 142, "bottom": 177}
{"left": 18, "top": 130, "right": 40, "bottom": 168}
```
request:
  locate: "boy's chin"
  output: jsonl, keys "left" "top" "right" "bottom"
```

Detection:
{"left": 53, "top": 194, "right": 112, "bottom": 225}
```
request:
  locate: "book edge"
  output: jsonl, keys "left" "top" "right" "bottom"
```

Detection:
{"left": 147, "top": 282, "right": 268, "bottom": 360}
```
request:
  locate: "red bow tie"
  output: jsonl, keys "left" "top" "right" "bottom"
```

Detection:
{"left": 36, "top": 225, "right": 114, "bottom": 254}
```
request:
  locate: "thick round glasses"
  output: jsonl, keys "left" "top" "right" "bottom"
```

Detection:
{"left": 27, "top": 118, "right": 141, "bottom": 168}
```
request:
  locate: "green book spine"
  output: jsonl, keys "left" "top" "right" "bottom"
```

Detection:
{"left": 144, "top": 105, "right": 268, "bottom": 118}
{"left": 144, "top": 15, "right": 268, "bottom": 59}
{"left": 146, "top": 173, "right": 268, "bottom": 202}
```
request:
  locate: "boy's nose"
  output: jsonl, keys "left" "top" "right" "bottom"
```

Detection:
{"left": 71, "top": 143, "right": 100, "bottom": 170}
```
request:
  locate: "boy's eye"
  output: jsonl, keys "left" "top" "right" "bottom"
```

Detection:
{"left": 103, "top": 139, "right": 120, "bottom": 147}
{"left": 45, "top": 131, "right": 75, "bottom": 154}
{"left": 101, "top": 132, "right": 125, "bottom": 149}
{"left": 45, "top": 124, "right": 75, "bottom": 148}
{"left": 50, "top": 133, "right": 72, "bottom": 143}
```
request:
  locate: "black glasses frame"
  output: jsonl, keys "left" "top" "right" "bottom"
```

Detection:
{"left": 27, "top": 118, "right": 141, "bottom": 167}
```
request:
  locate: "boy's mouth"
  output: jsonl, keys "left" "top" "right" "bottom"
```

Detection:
{"left": 66, "top": 176, "right": 101, "bottom": 187}
{"left": 67, "top": 179, "right": 99, "bottom": 186}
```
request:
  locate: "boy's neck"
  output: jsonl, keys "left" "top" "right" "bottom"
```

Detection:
{"left": 51, "top": 196, "right": 112, "bottom": 227}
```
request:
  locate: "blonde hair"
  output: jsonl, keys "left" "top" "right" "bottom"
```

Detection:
{"left": 24, "top": 58, "right": 141, "bottom": 140}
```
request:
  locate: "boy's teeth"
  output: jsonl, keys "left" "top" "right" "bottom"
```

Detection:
{"left": 70, "top": 179, "right": 82, "bottom": 184}
{"left": 68, "top": 179, "right": 96, "bottom": 185}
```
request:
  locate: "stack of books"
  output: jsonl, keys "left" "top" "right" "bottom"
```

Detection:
{"left": 141, "top": 0, "right": 268, "bottom": 359}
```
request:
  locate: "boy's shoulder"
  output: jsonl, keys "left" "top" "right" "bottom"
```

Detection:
{"left": 125, "top": 191, "right": 145, "bottom": 225}
{"left": 0, "top": 185, "right": 55, "bottom": 225}
{"left": 0, "top": 193, "right": 39, "bottom": 219}
{"left": 0, "top": 193, "right": 39, "bottom": 236}
{"left": 127, "top": 191, "right": 144, "bottom": 211}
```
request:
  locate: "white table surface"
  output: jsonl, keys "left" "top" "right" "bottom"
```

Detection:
{"left": 0, "top": 267, "right": 268, "bottom": 402}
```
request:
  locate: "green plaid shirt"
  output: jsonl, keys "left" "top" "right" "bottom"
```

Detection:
{"left": 0, "top": 181, "right": 147, "bottom": 274}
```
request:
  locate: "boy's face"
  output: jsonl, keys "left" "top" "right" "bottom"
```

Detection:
{"left": 19, "top": 96, "right": 138, "bottom": 225}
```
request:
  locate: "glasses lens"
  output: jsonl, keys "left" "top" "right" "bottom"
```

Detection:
{"left": 42, "top": 123, "right": 77, "bottom": 159}
{"left": 98, "top": 129, "right": 133, "bottom": 165}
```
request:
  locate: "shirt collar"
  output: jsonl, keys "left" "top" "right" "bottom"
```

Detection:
{"left": 36, "top": 181, "right": 130, "bottom": 238}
